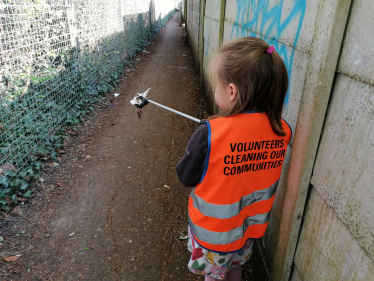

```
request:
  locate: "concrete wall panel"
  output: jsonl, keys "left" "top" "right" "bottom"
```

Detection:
{"left": 187, "top": 0, "right": 200, "bottom": 70}
{"left": 311, "top": 74, "right": 374, "bottom": 259}
{"left": 202, "top": 35, "right": 217, "bottom": 109}
{"left": 204, "top": 16, "right": 220, "bottom": 54}
{"left": 205, "top": 0, "right": 221, "bottom": 20}
{"left": 201, "top": 0, "right": 223, "bottom": 106}
{"left": 294, "top": 189, "right": 374, "bottom": 281}
{"left": 276, "top": 47, "right": 308, "bottom": 136}
{"left": 202, "top": 0, "right": 222, "bottom": 61}
{"left": 338, "top": 0, "right": 374, "bottom": 85}
{"left": 224, "top": 0, "right": 319, "bottom": 53}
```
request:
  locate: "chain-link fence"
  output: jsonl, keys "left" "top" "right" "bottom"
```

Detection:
{"left": 0, "top": 0, "right": 178, "bottom": 182}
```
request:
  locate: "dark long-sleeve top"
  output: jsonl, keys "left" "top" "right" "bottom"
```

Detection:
{"left": 176, "top": 123, "right": 209, "bottom": 187}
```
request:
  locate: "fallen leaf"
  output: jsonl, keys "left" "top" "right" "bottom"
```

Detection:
{"left": 3, "top": 256, "right": 19, "bottom": 262}
{"left": 1, "top": 163, "right": 18, "bottom": 172}
{"left": 11, "top": 206, "right": 22, "bottom": 214}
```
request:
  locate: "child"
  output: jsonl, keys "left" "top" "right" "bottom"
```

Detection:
{"left": 176, "top": 37, "right": 292, "bottom": 281}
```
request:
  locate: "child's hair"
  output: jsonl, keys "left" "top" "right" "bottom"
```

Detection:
{"left": 207, "top": 37, "right": 288, "bottom": 136}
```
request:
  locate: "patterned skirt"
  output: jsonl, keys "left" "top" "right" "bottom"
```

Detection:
{"left": 187, "top": 227, "right": 253, "bottom": 280}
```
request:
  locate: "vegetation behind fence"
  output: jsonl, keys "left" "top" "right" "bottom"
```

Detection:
{"left": 0, "top": 0, "right": 179, "bottom": 210}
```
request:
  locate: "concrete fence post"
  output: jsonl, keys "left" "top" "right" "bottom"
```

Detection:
{"left": 184, "top": 0, "right": 187, "bottom": 24}
{"left": 198, "top": 0, "right": 206, "bottom": 86}
{"left": 218, "top": 0, "right": 226, "bottom": 47}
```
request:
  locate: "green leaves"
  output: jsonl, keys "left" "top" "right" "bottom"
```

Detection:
{"left": 0, "top": 177, "right": 9, "bottom": 188}
{"left": 24, "top": 190, "right": 33, "bottom": 197}
{"left": 4, "top": 170, "right": 16, "bottom": 177}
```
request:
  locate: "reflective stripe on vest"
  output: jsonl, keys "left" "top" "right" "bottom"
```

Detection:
{"left": 190, "top": 180, "right": 279, "bottom": 219}
{"left": 188, "top": 112, "right": 291, "bottom": 252}
{"left": 189, "top": 211, "right": 271, "bottom": 245}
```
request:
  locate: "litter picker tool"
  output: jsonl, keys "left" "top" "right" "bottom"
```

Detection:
{"left": 130, "top": 88, "right": 203, "bottom": 124}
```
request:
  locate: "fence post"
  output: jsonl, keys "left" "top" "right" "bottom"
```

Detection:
{"left": 219, "top": 0, "right": 226, "bottom": 46}
{"left": 184, "top": 0, "right": 187, "bottom": 24}
{"left": 198, "top": 0, "right": 206, "bottom": 86}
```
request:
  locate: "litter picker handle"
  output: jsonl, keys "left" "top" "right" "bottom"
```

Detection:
{"left": 146, "top": 99, "right": 203, "bottom": 124}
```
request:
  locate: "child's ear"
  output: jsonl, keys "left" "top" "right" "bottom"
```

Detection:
{"left": 228, "top": 83, "right": 238, "bottom": 102}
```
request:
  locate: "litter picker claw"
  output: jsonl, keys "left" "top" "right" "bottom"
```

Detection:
{"left": 130, "top": 88, "right": 204, "bottom": 124}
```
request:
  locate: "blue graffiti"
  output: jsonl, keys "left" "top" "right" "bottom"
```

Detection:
{"left": 231, "top": 0, "right": 307, "bottom": 105}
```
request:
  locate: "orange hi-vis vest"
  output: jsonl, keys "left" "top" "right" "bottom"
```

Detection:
{"left": 188, "top": 112, "right": 292, "bottom": 252}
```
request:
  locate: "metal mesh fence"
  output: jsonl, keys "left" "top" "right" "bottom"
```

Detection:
{"left": 0, "top": 0, "right": 178, "bottom": 176}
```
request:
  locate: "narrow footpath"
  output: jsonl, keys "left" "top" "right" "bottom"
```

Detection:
{"left": 1, "top": 13, "right": 208, "bottom": 281}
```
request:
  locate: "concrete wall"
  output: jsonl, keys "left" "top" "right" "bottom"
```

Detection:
{"left": 201, "top": 0, "right": 222, "bottom": 110}
{"left": 292, "top": 0, "right": 374, "bottom": 279}
{"left": 182, "top": 0, "right": 374, "bottom": 280}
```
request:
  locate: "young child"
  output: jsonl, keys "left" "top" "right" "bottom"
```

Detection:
{"left": 176, "top": 37, "right": 292, "bottom": 281}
